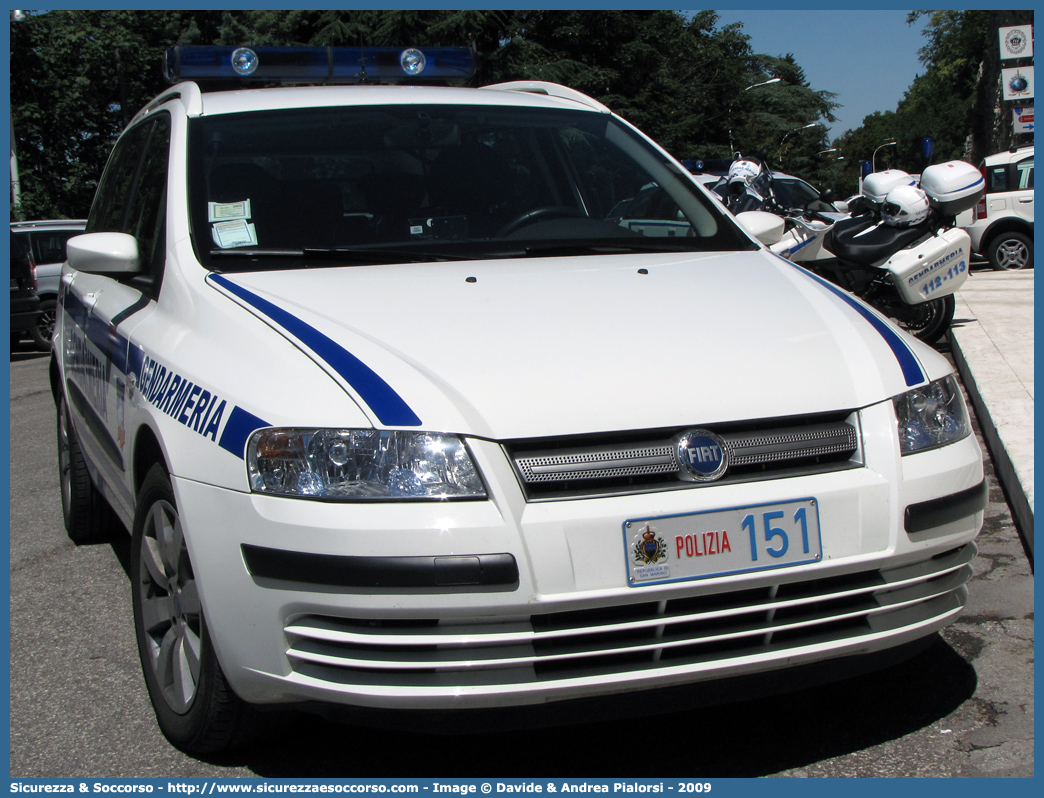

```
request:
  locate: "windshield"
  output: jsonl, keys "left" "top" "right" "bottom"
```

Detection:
{"left": 187, "top": 103, "right": 754, "bottom": 270}
{"left": 773, "top": 178, "right": 837, "bottom": 213}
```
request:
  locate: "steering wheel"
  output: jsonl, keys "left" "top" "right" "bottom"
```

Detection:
{"left": 497, "top": 206, "right": 585, "bottom": 237}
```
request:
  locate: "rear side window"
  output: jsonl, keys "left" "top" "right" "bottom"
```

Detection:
{"left": 28, "top": 230, "right": 81, "bottom": 265}
{"left": 1014, "top": 157, "right": 1033, "bottom": 190}
{"left": 984, "top": 164, "right": 1009, "bottom": 194}
{"left": 11, "top": 231, "right": 31, "bottom": 260}
{"left": 983, "top": 154, "right": 1034, "bottom": 194}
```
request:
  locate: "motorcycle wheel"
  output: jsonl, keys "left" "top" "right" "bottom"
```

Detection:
{"left": 885, "top": 294, "right": 956, "bottom": 344}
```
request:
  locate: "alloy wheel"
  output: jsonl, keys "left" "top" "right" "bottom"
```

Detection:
{"left": 137, "top": 499, "right": 203, "bottom": 714}
{"left": 994, "top": 238, "right": 1030, "bottom": 270}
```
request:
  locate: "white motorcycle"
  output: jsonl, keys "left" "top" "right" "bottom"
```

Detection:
{"left": 730, "top": 160, "right": 984, "bottom": 343}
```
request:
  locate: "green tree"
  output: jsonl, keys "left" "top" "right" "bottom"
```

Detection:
{"left": 11, "top": 10, "right": 223, "bottom": 219}
{"left": 895, "top": 10, "right": 991, "bottom": 166}
{"left": 833, "top": 111, "right": 903, "bottom": 196}
{"left": 10, "top": 9, "right": 841, "bottom": 219}
{"left": 741, "top": 53, "right": 838, "bottom": 183}
{"left": 833, "top": 9, "right": 1034, "bottom": 196}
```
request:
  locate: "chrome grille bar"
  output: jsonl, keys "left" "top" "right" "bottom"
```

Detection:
{"left": 510, "top": 417, "right": 859, "bottom": 490}
{"left": 515, "top": 443, "right": 676, "bottom": 483}
{"left": 726, "top": 423, "right": 859, "bottom": 466}
{"left": 283, "top": 544, "right": 975, "bottom": 686}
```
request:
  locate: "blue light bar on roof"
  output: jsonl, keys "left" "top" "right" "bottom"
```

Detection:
{"left": 162, "top": 45, "right": 475, "bottom": 85}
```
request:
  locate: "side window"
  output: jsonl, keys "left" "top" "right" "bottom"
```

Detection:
{"left": 11, "top": 231, "right": 31, "bottom": 260}
{"left": 30, "top": 230, "right": 80, "bottom": 264}
{"left": 985, "top": 165, "right": 1008, "bottom": 194}
{"left": 124, "top": 116, "right": 170, "bottom": 280}
{"left": 87, "top": 121, "right": 154, "bottom": 234}
{"left": 85, "top": 113, "right": 171, "bottom": 294}
{"left": 1014, "top": 158, "right": 1033, "bottom": 190}
{"left": 559, "top": 128, "right": 648, "bottom": 219}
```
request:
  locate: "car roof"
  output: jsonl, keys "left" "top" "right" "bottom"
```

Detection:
{"left": 984, "top": 145, "right": 1034, "bottom": 164}
{"left": 142, "top": 81, "right": 613, "bottom": 123}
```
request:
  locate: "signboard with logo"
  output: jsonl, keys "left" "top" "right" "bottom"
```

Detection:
{"left": 1013, "top": 106, "right": 1035, "bottom": 133}
{"left": 1002, "top": 66, "right": 1034, "bottom": 101}
{"left": 1000, "top": 25, "right": 1033, "bottom": 60}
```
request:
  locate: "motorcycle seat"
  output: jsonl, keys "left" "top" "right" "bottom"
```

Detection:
{"left": 822, "top": 215, "right": 875, "bottom": 255}
{"left": 829, "top": 221, "right": 929, "bottom": 266}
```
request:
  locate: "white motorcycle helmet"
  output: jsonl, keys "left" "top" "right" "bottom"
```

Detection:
{"left": 882, "top": 184, "right": 931, "bottom": 227}
{"left": 727, "top": 157, "right": 762, "bottom": 195}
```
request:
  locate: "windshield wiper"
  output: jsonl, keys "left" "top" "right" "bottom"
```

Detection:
{"left": 209, "top": 247, "right": 458, "bottom": 266}
{"left": 519, "top": 240, "right": 702, "bottom": 257}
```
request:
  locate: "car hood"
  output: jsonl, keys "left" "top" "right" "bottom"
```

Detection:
{"left": 210, "top": 250, "right": 936, "bottom": 440}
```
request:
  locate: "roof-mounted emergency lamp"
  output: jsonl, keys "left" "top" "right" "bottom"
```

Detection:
{"left": 162, "top": 45, "right": 475, "bottom": 85}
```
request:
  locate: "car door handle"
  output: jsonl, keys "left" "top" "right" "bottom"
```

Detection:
{"left": 1018, "top": 197, "right": 1033, "bottom": 203}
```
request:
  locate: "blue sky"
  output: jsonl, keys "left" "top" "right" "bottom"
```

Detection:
{"left": 709, "top": 9, "right": 930, "bottom": 142}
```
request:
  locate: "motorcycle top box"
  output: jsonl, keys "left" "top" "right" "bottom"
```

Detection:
{"left": 920, "top": 160, "right": 985, "bottom": 218}
{"left": 862, "top": 169, "right": 917, "bottom": 205}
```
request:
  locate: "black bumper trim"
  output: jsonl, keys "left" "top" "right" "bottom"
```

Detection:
{"left": 242, "top": 545, "right": 519, "bottom": 590}
{"left": 905, "top": 480, "right": 988, "bottom": 534}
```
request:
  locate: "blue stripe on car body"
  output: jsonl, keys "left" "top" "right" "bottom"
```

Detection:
{"left": 207, "top": 273, "right": 423, "bottom": 427}
{"left": 218, "top": 406, "right": 271, "bottom": 458}
{"left": 62, "top": 287, "right": 270, "bottom": 461}
{"left": 776, "top": 255, "right": 926, "bottom": 387}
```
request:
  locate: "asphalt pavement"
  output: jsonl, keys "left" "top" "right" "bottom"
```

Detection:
{"left": 948, "top": 267, "right": 1034, "bottom": 561}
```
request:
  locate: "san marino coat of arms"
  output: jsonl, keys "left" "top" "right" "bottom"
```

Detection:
{"left": 633, "top": 524, "right": 668, "bottom": 565}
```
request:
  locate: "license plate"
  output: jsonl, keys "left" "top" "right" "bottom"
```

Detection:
{"left": 624, "top": 498, "right": 822, "bottom": 586}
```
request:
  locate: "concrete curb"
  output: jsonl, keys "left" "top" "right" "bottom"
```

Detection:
{"left": 947, "top": 274, "right": 1034, "bottom": 562}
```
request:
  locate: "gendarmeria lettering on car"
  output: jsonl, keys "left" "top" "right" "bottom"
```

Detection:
{"left": 65, "top": 325, "right": 109, "bottom": 415}
{"left": 137, "top": 355, "right": 227, "bottom": 442}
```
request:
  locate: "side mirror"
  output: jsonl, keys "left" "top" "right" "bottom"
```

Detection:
{"left": 819, "top": 188, "right": 834, "bottom": 204}
{"left": 736, "top": 210, "right": 785, "bottom": 246}
{"left": 66, "top": 233, "right": 141, "bottom": 275}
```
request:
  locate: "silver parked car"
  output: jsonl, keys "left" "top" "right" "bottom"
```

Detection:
{"left": 9, "top": 219, "right": 87, "bottom": 350}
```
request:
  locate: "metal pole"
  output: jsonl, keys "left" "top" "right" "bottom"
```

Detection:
{"left": 11, "top": 113, "right": 22, "bottom": 220}
{"left": 728, "top": 78, "right": 781, "bottom": 154}
{"left": 11, "top": 10, "right": 26, "bottom": 220}
{"left": 872, "top": 141, "right": 896, "bottom": 172}
{"left": 778, "top": 123, "right": 817, "bottom": 164}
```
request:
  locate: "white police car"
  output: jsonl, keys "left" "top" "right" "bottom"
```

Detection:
{"left": 53, "top": 46, "right": 986, "bottom": 753}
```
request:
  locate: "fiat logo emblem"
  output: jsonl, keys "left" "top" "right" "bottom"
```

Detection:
{"left": 676, "top": 429, "right": 729, "bottom": 482}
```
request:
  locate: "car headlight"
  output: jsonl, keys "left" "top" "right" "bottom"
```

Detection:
{"left": 893, "top": 375, "right": 971, "bottom": 455}
{"left": 247, "top": 428, "right": 486, "bottom": 500}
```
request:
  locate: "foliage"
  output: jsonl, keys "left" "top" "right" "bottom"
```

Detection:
{"left": 9, "top": 9, "right": 844, "bottom": 220}
{"left": 832, "top": 9, "right": 1033, "bottom": 197}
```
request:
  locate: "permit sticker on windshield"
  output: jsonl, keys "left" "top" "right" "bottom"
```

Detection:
{"left": 211, "top": 219, "right": 258, "bottom": 249}
{"left": 208, "top": 199, "right": 252, "bottom": 222}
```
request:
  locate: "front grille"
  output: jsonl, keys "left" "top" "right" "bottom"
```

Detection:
{"left": 505, "top": 411, "right": 861, "bottom": 500}
{"left": 283, "top": 543, "right": 975, "bottom": 690}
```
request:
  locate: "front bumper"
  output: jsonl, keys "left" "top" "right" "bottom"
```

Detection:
{"left": 173, "top": 403, "right": 984, "bottom": 712}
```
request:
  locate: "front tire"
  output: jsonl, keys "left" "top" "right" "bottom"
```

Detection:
{"left": 987, "top": 232, "right": 1033, "bottom": 270}
{"left": 31, "top": 299, "right": 57, "bottom": 351}
{"left": 56, "top": 394, "right": 114, "bottom": 544}
{"left": 131, "top": 464, "right": 261, "bottom": 753}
